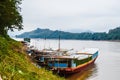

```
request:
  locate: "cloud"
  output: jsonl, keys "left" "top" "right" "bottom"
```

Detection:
{"left": 18, "top": 0, "right": 120, "bottom": 33}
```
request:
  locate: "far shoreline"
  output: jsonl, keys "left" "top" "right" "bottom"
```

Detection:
{"left": 13, "top": 37, "right": 120, "bottom": 42}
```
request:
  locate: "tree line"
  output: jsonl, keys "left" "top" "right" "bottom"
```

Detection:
{"left": 53, "top": 27, "right": 120, "bottom": 40}
{"left": 16, "top": 27, "right": 120, "bottom": 40}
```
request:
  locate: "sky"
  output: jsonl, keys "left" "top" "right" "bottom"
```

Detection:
{"left": 9, "top": 0, "right": 120, "bottom": 35}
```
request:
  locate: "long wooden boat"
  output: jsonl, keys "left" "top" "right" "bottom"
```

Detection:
{"left": 31, "top": 47, "right": 98, "bottom": 74}
{"left": 47, "top": 48, "right": 99, "bottom": 74}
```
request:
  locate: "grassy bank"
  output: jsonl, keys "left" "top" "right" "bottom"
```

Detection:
{"left": 0, "top": 36, "right": 64, "bottom": 80}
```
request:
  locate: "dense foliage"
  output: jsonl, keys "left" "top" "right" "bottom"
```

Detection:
{"left": 16, "top": 27, "right": 120, "bottom": 40}
{"left": 107, "top": 27, "right": 120, "bottom": 40}
{"left": 0, "top": 36, "right": 64, "bottom": 80}
{"left": 0, "top": 0, "right": 23, "bottom": 37}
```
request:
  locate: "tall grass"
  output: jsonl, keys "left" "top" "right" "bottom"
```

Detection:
{"left": 0, "top": 36, "right": 64, "bottom": 80}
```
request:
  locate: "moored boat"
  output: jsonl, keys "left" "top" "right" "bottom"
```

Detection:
{"left": 26, "top": 34, "right": 99, "bottom": 74}
{"left": 47, "top": 48, "right": 98, "bottom": 74}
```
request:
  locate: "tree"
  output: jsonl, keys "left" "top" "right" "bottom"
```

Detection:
{"left": 108, "top": 27, "right": 120, "bottom": 40}
{"left": 0, "top": 0, "right": 23, "bottom": 37}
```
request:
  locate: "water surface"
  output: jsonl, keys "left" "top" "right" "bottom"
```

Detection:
{"left": 16, "top": 38, "right": 120, "bottom": 80}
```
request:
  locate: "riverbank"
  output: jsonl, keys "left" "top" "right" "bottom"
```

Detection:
{"left": 0, "top": 36, "right": 64, "bottom": 80}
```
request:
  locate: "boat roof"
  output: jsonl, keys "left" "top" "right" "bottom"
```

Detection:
{"left": 50, "top": 48, "right": 98, "bottom": 59}
{"left": 77, "top": 48, "right": 99, "bottom": 55}
{"left": 35, "top": 48, "right": 98, "bottom": 60}
{"left": 49, "top": 53, "right": 91, "bottom": 60}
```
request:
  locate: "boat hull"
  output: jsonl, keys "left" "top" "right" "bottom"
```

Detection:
{"left": 52, "top": 57, "right": 97, "bottom": 74}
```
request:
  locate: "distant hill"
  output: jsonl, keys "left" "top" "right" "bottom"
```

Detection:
{"left": 16, "top": 27, "right": 120, "bottom": 40}
{"left": 107, "top": 27, "right": 120, "bottom": 40}
{"left": 66, "top": 29, "right": 93, "bottom": 33}
{"left": 16, "top": 28, "right": 76, "bottom": 39}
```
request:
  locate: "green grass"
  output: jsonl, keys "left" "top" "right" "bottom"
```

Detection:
{"left": 0, "top": 36, "right": 65, "bottom": 80}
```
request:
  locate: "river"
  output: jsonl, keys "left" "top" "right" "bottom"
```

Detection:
{"left": 15, "top": 38, "right": 120, "bottom": 80}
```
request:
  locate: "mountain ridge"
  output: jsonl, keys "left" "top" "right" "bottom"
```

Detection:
{"left": 16, "top": 27, "right": 120, "bottom": 40}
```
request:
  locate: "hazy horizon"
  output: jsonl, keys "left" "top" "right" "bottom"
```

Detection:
{"left": 8, "top": 26, "right": 117, "bottom": 37}
{"left": 9, "top": 0, "right": 120, "bottom": 36}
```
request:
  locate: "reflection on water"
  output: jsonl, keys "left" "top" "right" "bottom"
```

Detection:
{"left": 66, "top": 63, "right": 98, "bottom": 80}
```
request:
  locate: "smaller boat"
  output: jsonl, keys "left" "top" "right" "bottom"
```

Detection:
{"left": 47, "top": 48, "right": 99, "bottom": 74}
{"left": 24, "top": 38, "right": 30, "bottom": 42}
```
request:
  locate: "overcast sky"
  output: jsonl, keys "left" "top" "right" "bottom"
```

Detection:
{"left": 10, "top": 0, "right": 120, "bottom": 35}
